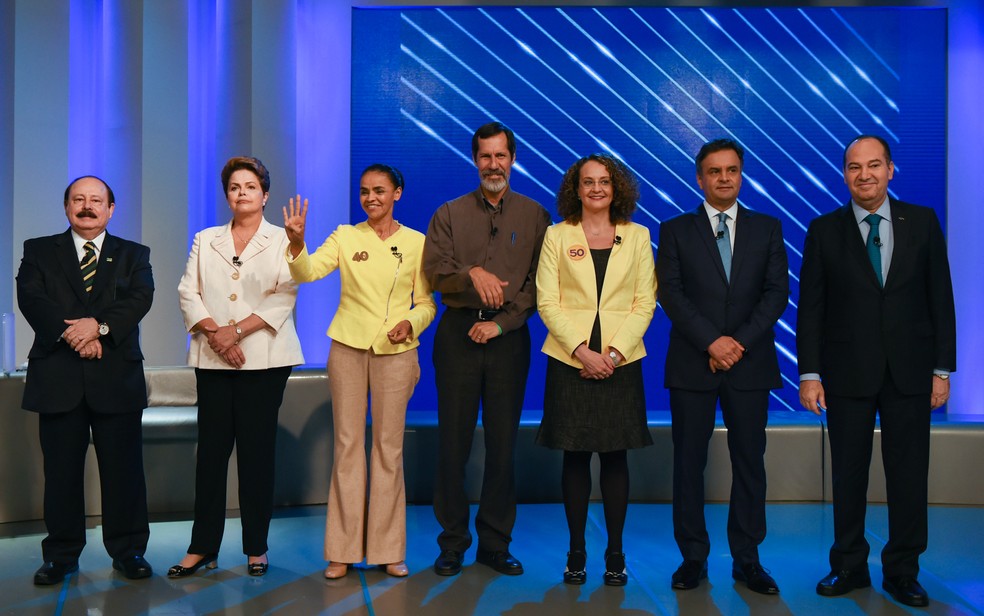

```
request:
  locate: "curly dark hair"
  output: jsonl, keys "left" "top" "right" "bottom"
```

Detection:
{"left": 556, "top": 154, "right": 639, "bottom": 224}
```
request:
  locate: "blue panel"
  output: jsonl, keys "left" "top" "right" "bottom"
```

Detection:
{"left": 352, "top": 6, "right": 946, "bottom": 412}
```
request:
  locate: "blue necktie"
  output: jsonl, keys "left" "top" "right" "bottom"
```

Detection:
{"left": 863, "top": 213, "right": 883, "bottom": 287}
{"left": 716, "top": 212, "right": 732, "bottom": 283}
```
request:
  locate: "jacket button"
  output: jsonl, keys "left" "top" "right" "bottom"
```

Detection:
{"left": 229, "top": 293, "right": 237, "bottom": 301}
{"left": 228, "top": 319, "right": 236, "bottom": 325}
{"left": 231, "top": 272, "right": 240, "bottom": 280}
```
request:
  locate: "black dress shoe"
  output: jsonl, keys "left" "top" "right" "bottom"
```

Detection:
{"left": 433, "top": 550, "right": 463, "bottom": 576}
{"left": 883, "top": 576, "right": 929, "bottom": 607}
{"left": 672, "top": 560, "right": 707, "bottom": 590}
{"left": 113, "top": 555, "right": 153, "bottom": 579}
{"left": 248, "top": 562, "right": 268, "bottom": 577}
{"left": 816, "top": 568, "right": 871, "bottom": 596}
{"left": 33, "top": 561, "right": 79, "bottom": 586}
{"left": 167, "top": 553, "right": 218, "bottom": 578}
{"left": 563, "top": 550, "right": 586, "bottom": 585}
{"left": 603, "top": 551, "right": 628, "bottom": 587}
{"left": 476, "top": 549, "right": 524, "bottom": 575}
{"left": 733, "top": 562, "right": 780, "bottom": 595}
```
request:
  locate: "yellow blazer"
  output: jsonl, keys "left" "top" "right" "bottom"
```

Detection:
{"left": 287, "top": 222, "right": 435, "bottom": 354}
{"left": 537, "top": 220, "right": 656, "bottom": 368}
{"left": 178, "top": 218, "right": 304, "bottom": 370}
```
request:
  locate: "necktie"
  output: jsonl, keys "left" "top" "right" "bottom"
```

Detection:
{"left": 716, "top": 212, "right": 732, "bottom": 283}
{"left": 863, "top": 213, "right": 883, "bottom": 287}
{"left": 80, "top": 241, "right": 97, "bottom": 293}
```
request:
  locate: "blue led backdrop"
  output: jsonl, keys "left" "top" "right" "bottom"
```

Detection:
{"left": 349, "top": 6, "right": 946, "bottom": 413}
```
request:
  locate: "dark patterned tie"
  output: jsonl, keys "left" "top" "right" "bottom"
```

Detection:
{"left": 863, "top": 213, "right": 883, "bottom": 287}
{"left": 80, "top": 241, "right": 97, "bottom": 293}
{"left": 716, "top": 212, "right": 732, "bottom": 283}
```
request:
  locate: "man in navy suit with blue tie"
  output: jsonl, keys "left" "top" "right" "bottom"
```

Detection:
{"left": 798, "top": 135, "right": 956, "bottom": 607}
{"left": 656, "top": 139, "right": 788, "bottom": 595}
{"left": 17, "top": 176, "right": 155, "bottom": 585}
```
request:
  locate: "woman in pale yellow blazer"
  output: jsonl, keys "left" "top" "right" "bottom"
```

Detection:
{"left": 283, "top": 164, "right": 435, "bottom": 578}
{"left": 536, "top": 154, "right": 656, "bottom": 587}
{"left": 173, "top": 156, "right": 304, "bottom": 578}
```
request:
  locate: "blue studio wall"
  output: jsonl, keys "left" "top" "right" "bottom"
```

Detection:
{"left": 350, "top": 6, "right": 946, "bottom": 413}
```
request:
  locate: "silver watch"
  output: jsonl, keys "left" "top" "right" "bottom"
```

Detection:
{"left": 98, "top": 322, "right": 110, "bottom": 336}
{"left": 609, "top": 350, "right": 619, "bottom": 366}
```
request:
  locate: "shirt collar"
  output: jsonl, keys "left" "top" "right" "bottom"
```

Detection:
{"left": 702, "top": 200, "right": 738, "bottom": 223}
{"left": 71, "top": 229, "right": 107, "bottom": 255}
{"left": 852, "top": 197, "right": 891, "bottom": 225}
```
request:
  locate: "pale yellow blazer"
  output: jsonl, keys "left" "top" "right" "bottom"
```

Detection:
{"left": 537, "top": 220, "right": 657, "bottom": 368}
{"left": 287, "top": 222, "right": 436, "bottom": 354}
{"left": 178, "top": 218, "right": 304, "bottom": 370}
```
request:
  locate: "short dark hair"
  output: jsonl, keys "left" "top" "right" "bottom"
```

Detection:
{"left": 695, "top": 139, "right": 744, "bottom": 175}
{"left": 843, "top": 134, "right": 892, "bottom": 168}
{"left": 221, "top": 156, "right": 271, "bottom": 194}
{"left": 471, "top": 122, "right": 516, "bottom": 160}
{"left": 361, "top": 164, "right": 405, "bottom": 191}
{"left": 64, "top": 175, "right": 115, "bottom": 207}
{"left": 556, "top": 154, "right": 639, "bottom": 225}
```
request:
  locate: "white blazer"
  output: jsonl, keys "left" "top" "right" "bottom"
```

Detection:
{"left": 178, "top": 217, "right": 304, "bottom": 370}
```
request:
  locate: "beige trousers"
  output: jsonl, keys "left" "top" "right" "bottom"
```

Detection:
{"left": 325, "top": 341, "right": 419, "bottom": 564}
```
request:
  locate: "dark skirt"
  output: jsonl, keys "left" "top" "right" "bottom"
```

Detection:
{"left": 536, "top": 356, "right": 652, "bottom": 452}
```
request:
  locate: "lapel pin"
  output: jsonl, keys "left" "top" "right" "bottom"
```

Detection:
{"left": 106, "top": 258, "right": 113, "bottom": 262}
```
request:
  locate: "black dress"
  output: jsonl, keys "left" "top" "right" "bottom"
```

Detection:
{"left": 536, "top": 247, "right": 652, "bottom": 452}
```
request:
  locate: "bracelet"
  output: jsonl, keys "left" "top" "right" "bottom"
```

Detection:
{"left": 495, "top": 323, "right": 503, "bottom": 335}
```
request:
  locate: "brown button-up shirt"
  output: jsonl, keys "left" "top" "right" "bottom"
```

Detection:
{"left": 423, "top": 188, "right": 551, "bottom": 334}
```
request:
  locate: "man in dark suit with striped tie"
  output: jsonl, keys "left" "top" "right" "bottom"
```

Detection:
{"left": 798, "top": 135, "right": 956, "bottom": 607}
{"left": 656, "top": 139, "right": 789, "bottom": 595}
{"left": 16, "top": 175, "right": 155, "bottom": 585}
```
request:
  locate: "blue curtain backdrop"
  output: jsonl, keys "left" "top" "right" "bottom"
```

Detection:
{"left": 350, "top": 6, "right": 946, "bottom": 413}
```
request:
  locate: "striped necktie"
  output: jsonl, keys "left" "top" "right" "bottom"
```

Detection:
{"left": 80, "top": 241, "right": 97, "bottom": 293}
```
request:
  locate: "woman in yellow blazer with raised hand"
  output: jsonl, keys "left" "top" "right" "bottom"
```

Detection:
{"left": 536, "top": 153, "right": 656, "bottom": 587}
{"left": 283, "top": 164, "right": 435, "bottom": 579}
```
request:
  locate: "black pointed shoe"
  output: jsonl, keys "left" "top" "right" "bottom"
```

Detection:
{"left": 167, "top": 553, "right": 218, "bottom": 578}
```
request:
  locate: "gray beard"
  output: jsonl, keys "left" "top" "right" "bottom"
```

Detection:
{"left": 481, "top": 176, "right": 508, "bottom": 194}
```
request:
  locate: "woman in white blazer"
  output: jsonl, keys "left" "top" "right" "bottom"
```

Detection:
{"left": 536, "top": 154, "right": 656, "bottom": 587}
{"left": 172, "top": 156, "right": 304, "bottom": 578}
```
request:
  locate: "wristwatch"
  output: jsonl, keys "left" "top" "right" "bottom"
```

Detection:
{"left": 98, "top": 322, "right": 110, "bottom": 336}
{"left": 234, "top": 325, "right": 243, "bottom": 344}
{"left": 609, "top": 350, "right": 620, "bottom": 366}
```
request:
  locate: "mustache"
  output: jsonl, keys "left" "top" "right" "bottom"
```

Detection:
{"left": 482, "top": 170, "right": 505, "bottom": 178}
{"left": 76, "top": 210, "right": 98, "bottom": 219}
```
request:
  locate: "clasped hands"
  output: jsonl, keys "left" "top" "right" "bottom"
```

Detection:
{"left": 708, "top": 335, "right": 745, "bottom": 374}
{"left": 575, "top": 344, "right": 624, "bottom": 380}
{"left": 198, "top": 319, "right": 246, "bottom": 369}
{"left": 387, "top": 320, "right": 413, "bottom": 345}
{"left": 63, "top": 317, "right": 102, "bottom": 360}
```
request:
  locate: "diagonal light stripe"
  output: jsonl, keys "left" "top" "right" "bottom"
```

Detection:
{"left": 766, "top": 10, "right": 898, "bottom": 142}
{"left": 830, "top": 9, "right": 900, "bottom": 81}
{"left": 797, "top": 10, "right": 898, "bottom": 112}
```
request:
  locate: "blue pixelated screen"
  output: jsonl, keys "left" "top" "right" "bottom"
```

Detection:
{"left": 351, "top": 6, "right": 946, "bottom": 413}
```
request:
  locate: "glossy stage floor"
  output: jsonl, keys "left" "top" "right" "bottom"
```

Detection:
{"left": 1, "top": 503, "right": 982, "bottom": 615}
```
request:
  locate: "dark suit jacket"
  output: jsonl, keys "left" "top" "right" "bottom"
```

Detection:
{"left": 796, "top": 199, "right": 956, "bottom": 397}
{"left": 656, "top": 204, "right": 788, "bottom": 391}
{"left": 16, "top": 229, "right": 154, "bottom": 414}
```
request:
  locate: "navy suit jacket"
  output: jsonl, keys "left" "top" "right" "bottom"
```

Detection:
{"left": 796, "top": 199, "right": 956, "bottom": 397}
{"left": 16, "top": 229, "right": 154, "bottom": 414}
{"left": 656, "top": 204, "right": 789, "bottom": 391}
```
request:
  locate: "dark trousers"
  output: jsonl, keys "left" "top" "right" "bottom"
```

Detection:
{"left": 190, "top": 367, "right": 291, "bottom": 556}
{"left": 826, "top": 370, "right": 930, "bottom": 578}
{"left": 670, "top": 383, "right": 769, "bottom": 565}
{"left": 39, "top": 400, "right": 149, "bottom": 563}
{"left": 432, "top": 309, "right": 530, "bottom": 553}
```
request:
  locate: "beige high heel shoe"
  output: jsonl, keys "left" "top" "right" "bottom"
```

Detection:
{"left": 324, "top": 561, "right": 348, "bottom": 579}
{"left": 384, "top": 561, "right": 409, "bottom": 577}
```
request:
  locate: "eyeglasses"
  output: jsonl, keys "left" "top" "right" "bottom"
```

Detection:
{"left": 580, "top": 178, "right": 611, "bottom": 189}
